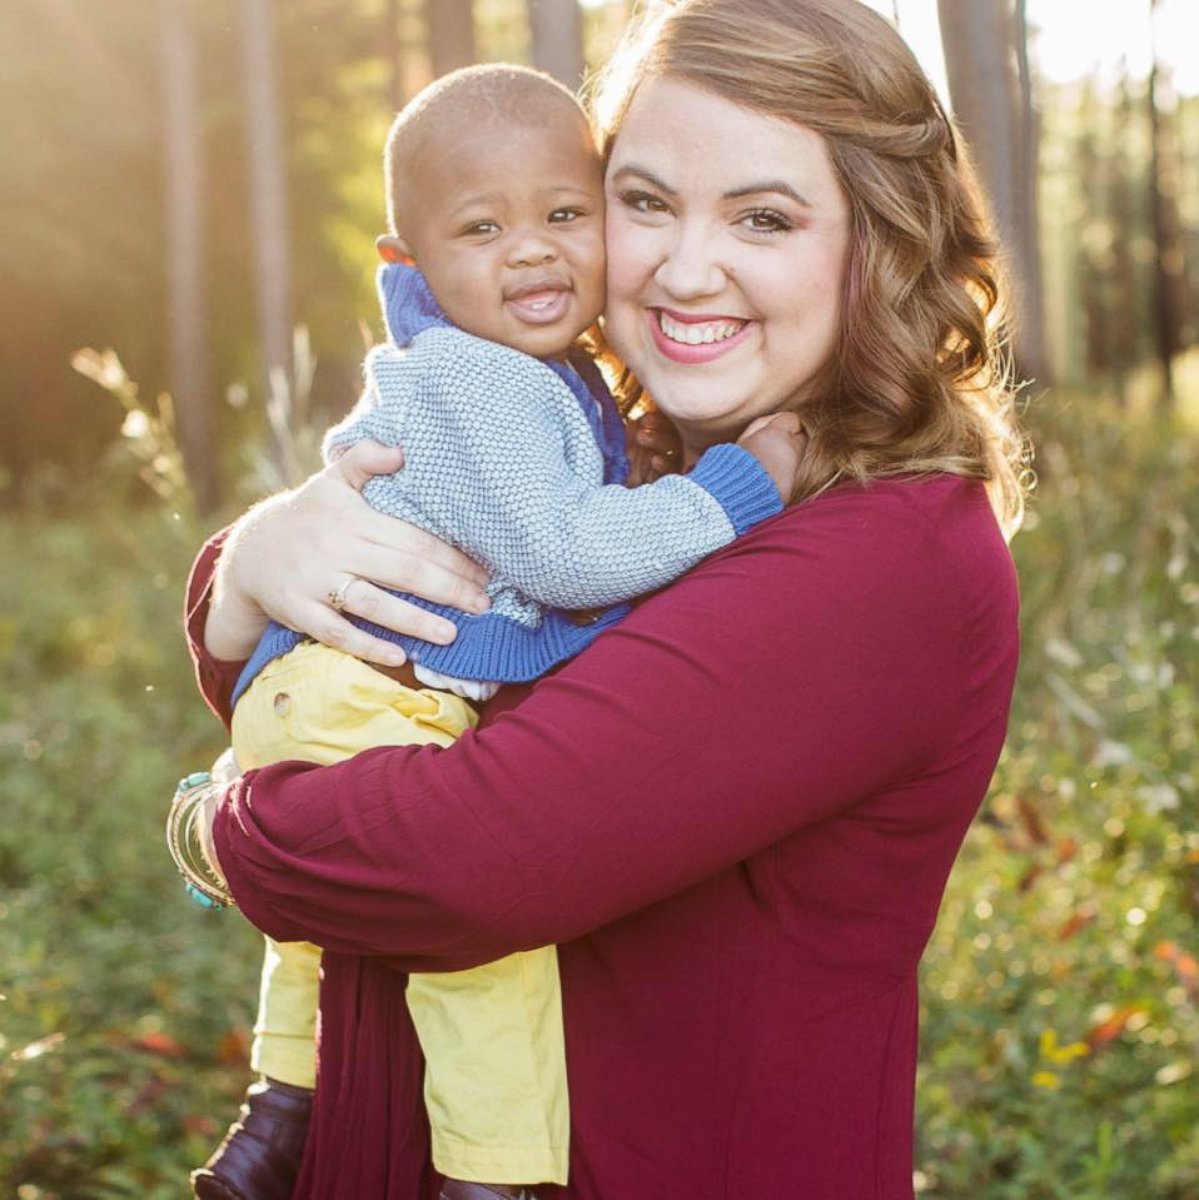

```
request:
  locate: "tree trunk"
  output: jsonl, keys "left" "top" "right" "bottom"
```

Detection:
{"left": 238, "top": 0, "right": 295, "bottom": 466}
{"left": 1076, "top": 84, "right": 1109, "bottom": 383}
{"left": 528, "top": 0, "right": 586, "bottom": 89}
{"left": 1011, "top": 0, "right": 1048, "bottom": 384}
{"left": 1147, "top": 0, "right": 1187, "bottom": 411}
{"left": 159, "top": 0, "right": 216, "bottom": 511}
{"left": 937, "top": 0, "right": 1048, "bottom": 385}
{"left": 426, "top": 0, "right": 476, "bottom": 77}
{"left": 1109, "top": 71, "right": 1142, "bottom": 405}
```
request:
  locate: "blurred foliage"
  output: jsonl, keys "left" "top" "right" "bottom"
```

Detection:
{"left": 3, "top": 0, "right": 1197, "bottom": 509}
{"left": 0, "top": 0, "right": 391, "bottom": 498}
{"left": 1039, "top": 77, "right": 1199, "bottom": 400}
{"left": 916, "top": 384, "right": 1198, "bottom": 1197}
{"left": 0, "top": 503, "right": 255, "bottom": 1197}
{"left": 0, "top": 0, "right": 632, "bottom": 505}
{"left": 1, "top": 364, "right": 1196, "bottom": 1195}
{"left": 1, "top": 1, "right": 1197, "bottom": 1193}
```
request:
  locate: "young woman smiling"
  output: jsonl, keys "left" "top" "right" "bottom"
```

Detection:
{"left": 184, "top": 1, "right": 1026, "bottom": 1195}
{"left": 603, "top": 80, "right": 851, "bottom": 455}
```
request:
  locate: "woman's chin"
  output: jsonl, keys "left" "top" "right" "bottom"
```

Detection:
{"left": 648, "top": 375, "right": 747, "bottom": 424}
{"left": 653, "top": 400, "right": 745, "bottom": 450}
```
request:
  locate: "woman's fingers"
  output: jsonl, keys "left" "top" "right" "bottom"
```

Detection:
{"left": 309, "top": 583, "right": 464, "bottom": 665}
{"left": 327, "top": 443, "right": 490, "bottom": 592}
{"left": 299, "top": 453, "right": 492, "bottom": 606}
{"left": 355, "top": 512, "right": 491, "bottom": 593}
{"left": 327, "top": 439, "right": 405, "bottom": 490}
{"left": 207, "top": 444, "right": 495, "bottom": 660}
{"left": 290, "top": 594, "right": 439, "bottom": 667}
{"left": 276, "top": 530, "right": 489, "bottom": 659}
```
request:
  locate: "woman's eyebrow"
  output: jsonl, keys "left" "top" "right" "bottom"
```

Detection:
{"left": 608, "top": 164, "right": 677, "bottom": 195}
{"left": 724, "top": 180, "right": 812, "bottom": 207}
{"left": 610, "top": 165, "right": 812, "bottom": 209}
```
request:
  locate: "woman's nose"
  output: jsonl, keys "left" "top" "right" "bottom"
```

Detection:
{"left": 653, "top": 221, "right": 724, "bottom": 299}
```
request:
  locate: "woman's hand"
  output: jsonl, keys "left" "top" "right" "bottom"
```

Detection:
{"left": 205, "top": 442, "right": 491, "bottom": 666}
{"left": 625, "top": 410, "right": 683, "bottom": 486}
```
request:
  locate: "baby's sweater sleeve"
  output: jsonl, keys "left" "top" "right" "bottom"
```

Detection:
{"left": 322, "top": 333, "right": 782, "bottom": 610}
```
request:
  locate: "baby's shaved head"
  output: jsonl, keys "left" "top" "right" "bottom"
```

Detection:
{"left": 385, "top": 64, "right": 593, "bottom": 238}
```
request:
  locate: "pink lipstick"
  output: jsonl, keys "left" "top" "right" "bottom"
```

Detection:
{"left": 647, "top": 307, "right": 752, "bottom": 365}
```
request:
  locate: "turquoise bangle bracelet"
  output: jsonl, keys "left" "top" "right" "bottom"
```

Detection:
{"left": 166, "top": 771, "right": 235, "bottom": 909}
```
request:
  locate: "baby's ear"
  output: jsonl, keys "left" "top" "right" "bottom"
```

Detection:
{"left": 376, "top": 235, "right": 414, "bottom": 265}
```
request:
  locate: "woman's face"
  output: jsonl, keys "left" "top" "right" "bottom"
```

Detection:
{"left": 604, "top": 78, "right": 851, "bottom": 459}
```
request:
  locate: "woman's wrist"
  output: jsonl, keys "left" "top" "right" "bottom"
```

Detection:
{"left": 204, "top": 580, "right": 267, "bottom": 661}
{"left": 202, "top": 507, "right": 274, "bottom": 660}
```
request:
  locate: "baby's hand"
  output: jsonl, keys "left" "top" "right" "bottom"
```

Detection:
{"left": 737, "top": 413, "right": 808, "bottom": 504}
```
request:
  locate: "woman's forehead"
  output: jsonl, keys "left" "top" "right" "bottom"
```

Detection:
{"left": 607, "top": 77, "right": 840, "bottom": 202}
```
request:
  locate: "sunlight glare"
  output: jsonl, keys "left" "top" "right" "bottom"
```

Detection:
{"left": 865, "top": 0, "right": 1198, "bottom": 98}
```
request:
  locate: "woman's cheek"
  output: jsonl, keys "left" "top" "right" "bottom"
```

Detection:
{"left": 602, "top": 219, "right": 648, "bottom": 358}
{"left": 603, "top": 214, "right": 636, "bottom": 296}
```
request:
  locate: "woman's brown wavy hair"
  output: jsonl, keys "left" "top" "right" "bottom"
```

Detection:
{"left": 588, "top": 0, "right": 1029, "bottom": 535}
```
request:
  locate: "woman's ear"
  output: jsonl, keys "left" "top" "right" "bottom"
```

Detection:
{"left": 376, "top": 235, "right": 415, "bottom": 265}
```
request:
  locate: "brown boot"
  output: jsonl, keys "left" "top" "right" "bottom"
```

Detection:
{"left": 190, "top": 1078, "right": 313, "bottom": 1200}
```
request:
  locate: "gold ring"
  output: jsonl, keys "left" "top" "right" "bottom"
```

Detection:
{"left": 327, "top": 575, "right": 357, "bottom": 612}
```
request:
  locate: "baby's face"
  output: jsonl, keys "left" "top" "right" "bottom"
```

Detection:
{"left": 401, "top": 116, "right": 606, "bottom": 359}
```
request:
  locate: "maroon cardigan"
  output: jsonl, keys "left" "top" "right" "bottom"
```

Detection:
{"left": 188, "top": 475, "right": 1018, "bottom": 1200}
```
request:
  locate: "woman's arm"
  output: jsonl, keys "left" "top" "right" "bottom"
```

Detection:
{"left": 211, "top": 478, "right": 1018, "bottom": 969}
{"left": 185, "top": 528, "right": 245, "bottom": 727}
{"left": 198, "top": 442, "right": 492, "bottom": 671}
{"left": 185, "top": 424, "right": 692, "bottom": 725}
{"left": 333, "top": 337, "right": 787, "bottom": 610}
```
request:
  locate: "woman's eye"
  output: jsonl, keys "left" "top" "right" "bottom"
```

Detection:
{"left": 619, "top": 189, "right": 670, "bottom": 215}
{"left": 741, "top": 208, "right": 792, "bottom": 234}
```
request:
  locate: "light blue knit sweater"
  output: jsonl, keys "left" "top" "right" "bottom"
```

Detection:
{"left": 233, "top": 265, "right": 781, "bottom": 702}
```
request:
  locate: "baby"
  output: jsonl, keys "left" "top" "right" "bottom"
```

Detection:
{"left": 189, "top": 64, "right": 799, "bottom": 1200}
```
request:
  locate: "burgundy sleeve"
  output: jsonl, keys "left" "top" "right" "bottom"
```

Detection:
{"left": 185, "top": 528, "right": 250, "bottom": 733}
{"left": 213, "top": 482, "right": 1016, "bottom": 971}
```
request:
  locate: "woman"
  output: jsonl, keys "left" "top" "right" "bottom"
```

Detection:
{"left": 186, "top": 1, "right": 1025, "bottom": 1196}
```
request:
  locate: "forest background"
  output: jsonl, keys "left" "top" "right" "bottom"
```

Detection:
{"left": 0, "top": 0, "right": 1196, "bottom": 1196}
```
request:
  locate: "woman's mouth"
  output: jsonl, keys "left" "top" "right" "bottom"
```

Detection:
{"left": 649, "top": 308, "right": 751, "bottom": 364}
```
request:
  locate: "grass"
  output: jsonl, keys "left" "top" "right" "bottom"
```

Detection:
{"left": 917, "top": 393, "right": 1198, "bottom": 1197}
{"left": 0, "top": 388, "right": 1195, "bottom": 1197}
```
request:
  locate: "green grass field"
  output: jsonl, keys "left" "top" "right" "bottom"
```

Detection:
{"left": 1, "top": 394, "right": 1195, "bottom": 1198}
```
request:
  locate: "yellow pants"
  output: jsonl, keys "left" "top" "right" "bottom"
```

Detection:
{"left": 231, "top": 641, "right": 570, "bottom": 1185}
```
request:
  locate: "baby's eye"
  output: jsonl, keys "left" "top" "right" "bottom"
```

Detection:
{"left": 548, "top": 207, "right": 586, "bottom": 224}
{"left": 740, "top": 208, "right": 792, "bottom": 234}
{"left": 619, "top": 189, "right": 670, "bottom": 215}
{"left": 461, "top": 220, "right": 500, "bottom": 237}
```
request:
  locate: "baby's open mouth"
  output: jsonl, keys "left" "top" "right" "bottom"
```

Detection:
{"left": 505, "top": 281, "right": 572, "bottom": 325}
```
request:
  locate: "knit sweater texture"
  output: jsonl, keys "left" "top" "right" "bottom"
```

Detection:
{"left": 233, "top": 265, "right": 780, "bottom": 702}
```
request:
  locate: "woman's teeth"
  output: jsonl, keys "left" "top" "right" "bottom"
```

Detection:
{"left": 658, "top": 312, "right": 745, "bottom": 345}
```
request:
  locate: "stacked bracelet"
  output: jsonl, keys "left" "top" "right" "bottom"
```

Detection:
{"left": 166, "top": 771, "right": 235, "bottom": 909}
